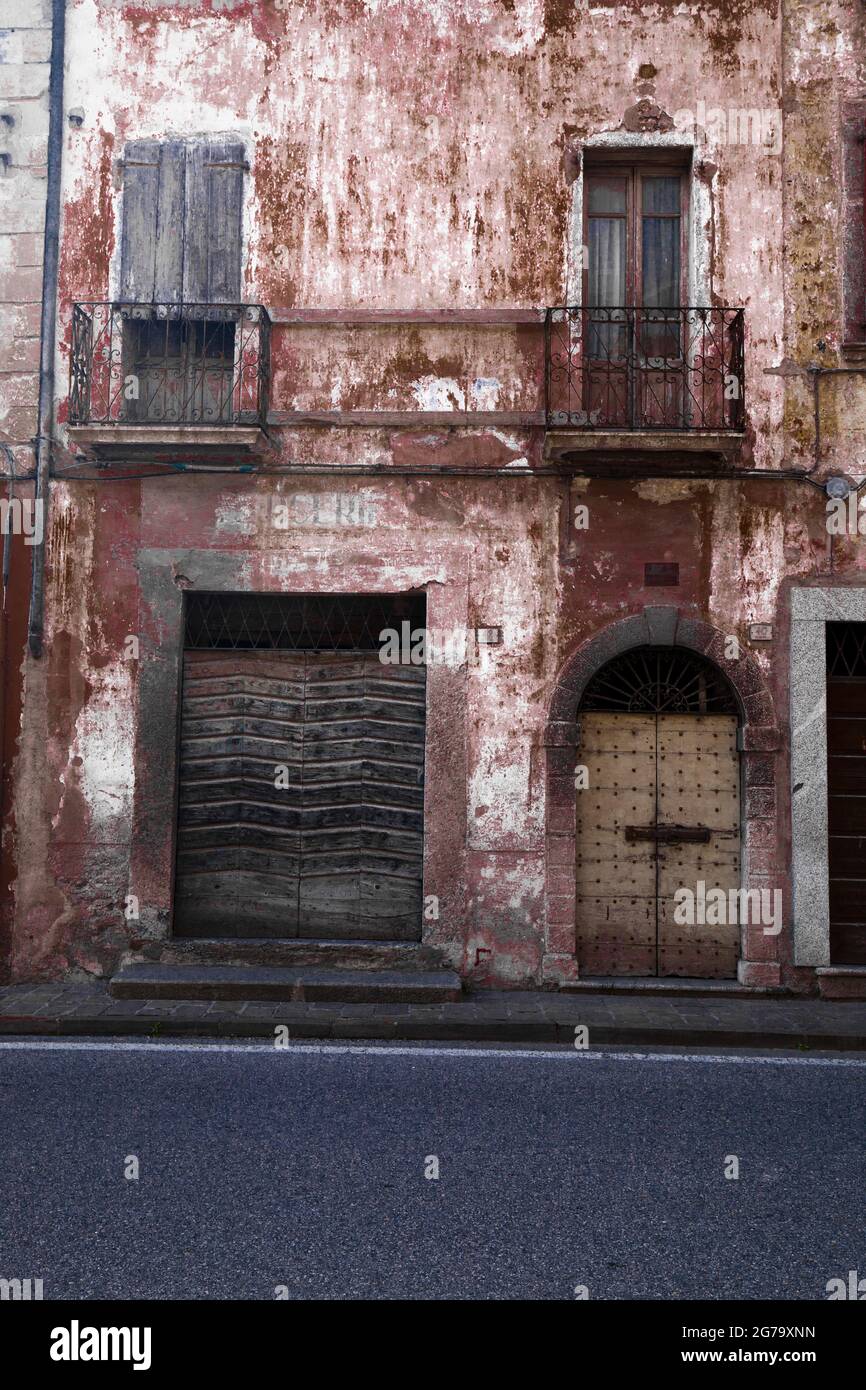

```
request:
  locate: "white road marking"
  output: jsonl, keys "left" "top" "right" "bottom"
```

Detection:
{"left": 0, "top": 1038, "right": 864, "bottom": 1066}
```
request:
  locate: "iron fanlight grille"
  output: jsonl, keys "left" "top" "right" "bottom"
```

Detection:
{"left": 827, "top": 622, "right": 866, "bottom": 679}
{"left": 184, "top": 591, "right": 426, "bottom": 652}
{"left": 580, "top": 647, "right": 739, "bottom": 715}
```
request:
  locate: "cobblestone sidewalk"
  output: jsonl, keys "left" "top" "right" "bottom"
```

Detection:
{"left": 2, "top": 980, "right": 866, "bottom": 1049}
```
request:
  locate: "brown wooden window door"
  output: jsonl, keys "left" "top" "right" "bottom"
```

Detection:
{"left": 123, "top": 315, "right": 238, "bottom": 425}
{"left": 583, "top": 164, "right": 688, "bottom": 429}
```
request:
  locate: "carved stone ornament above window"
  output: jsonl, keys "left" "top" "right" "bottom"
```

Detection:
{"left": 621, "top": 99, "right": 675, "bottom": 134}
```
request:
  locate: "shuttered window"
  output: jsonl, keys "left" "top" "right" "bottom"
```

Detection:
{"left": 119, "top": 138, "right": 245, "bottom": 304}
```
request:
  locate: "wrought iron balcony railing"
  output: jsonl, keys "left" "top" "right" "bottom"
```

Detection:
{"left": 69, "top": 302, "right": 271, "bottom": 430}
{"left": 545, "top": 306, "right": 745, "bottom": 432}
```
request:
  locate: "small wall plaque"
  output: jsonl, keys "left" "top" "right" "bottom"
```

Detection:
{"left": 644, "top": 563, "right": 679, "bottom": 587}
{"left": 749, "top": 622, "right": 773, "bottom": 642}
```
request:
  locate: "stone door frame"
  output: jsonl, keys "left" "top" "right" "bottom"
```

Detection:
{"left": 129, "top": 546, "right": 470, "bottom": 963}
{"left": 542, "top": 605, "right": 782, "bottom": 986}
{"left": 789, "top": 585, "right": 866, "bottom": 968}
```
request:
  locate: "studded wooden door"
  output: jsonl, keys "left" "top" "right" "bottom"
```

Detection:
{"left": 173, "top": 649, "right": 426, "bottom": 940}
{"left": 575, "top": 711, "right": 740, "bottom": 977}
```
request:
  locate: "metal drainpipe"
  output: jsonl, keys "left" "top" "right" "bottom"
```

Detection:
{"left": 0, "top": 446, "right": 14, "bottom": 823}
{"left": 27, "top": 0, "right": 66, "bottom": 659}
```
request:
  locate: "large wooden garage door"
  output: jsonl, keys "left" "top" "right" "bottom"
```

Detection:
{"left": 173, "top": 593, "right": 426, "bottom": 940}
{"left": 575, "top": 649, "right": 741, "bottom": 978}
{"left": 827, "top": 622, "right": 866, "bottom": 964}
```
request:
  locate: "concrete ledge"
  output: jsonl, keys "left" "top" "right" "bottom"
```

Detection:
{"left": 544, "top": 429, "right": 746, "bottom": 467}
{"left": 561, "top": 976, "right": 784, "bottom": 998}
{"left": 67, "top": 425, "right": 267, "bottom": 456}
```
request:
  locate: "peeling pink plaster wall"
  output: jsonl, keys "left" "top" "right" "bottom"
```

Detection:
{"left": 8, "top": 0, "right": 866, "bottom": 990}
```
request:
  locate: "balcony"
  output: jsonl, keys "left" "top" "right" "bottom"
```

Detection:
{"left": 68, "top": 301, "right": 271, "bottom": 457}
{"left": 544, "top": 306, "right": 745, "bottom": 469}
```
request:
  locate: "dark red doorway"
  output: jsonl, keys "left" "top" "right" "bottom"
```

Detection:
{"left": 827, "top": 622, "right": 866, "bottom": 964}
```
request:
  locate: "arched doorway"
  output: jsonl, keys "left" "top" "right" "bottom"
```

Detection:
{"left": 575, "top": 647, "right": 741, "bottom": 978}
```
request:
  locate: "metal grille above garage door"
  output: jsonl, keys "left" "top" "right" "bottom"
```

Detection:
{"left": 173, "top": 593, "right": 426, "bottom": 940}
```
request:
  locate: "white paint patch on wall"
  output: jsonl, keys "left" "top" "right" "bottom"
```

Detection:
{"left": 469, "top": 378, "right": 501, "bottom": 410}
{"left": 264, "top": 549, "right": 444, "bottom": 590}
{"left": 468, "top": 745, "right": 532, "bottom": 845}
{"left": 362, "top": 0, "right": 547, "bottom": 45}
{"left": 486, "top": 0, "right": 545, "bottom": 56}
{"left": 740, "top": 511, "right": 786, "bottom": 616}
{"left": 478, "top": 853, "right": 544, "bottom": 907}
{"left": 589, "top": 550, "right": 617, "bottom": 581}
{"left": 264, "top": 552, "right": 332, "bottom": 584}
{"left": 214, "top": 494, "right": 257, "bottom": 535}
{"left": 410, "top": 376, "right": 465, "bottom": 411}
{"left": 65, "top": 663, "right": 135, "bottom": 842}
{"left": 489, "top": 428, "right": 523, "bottom": 452}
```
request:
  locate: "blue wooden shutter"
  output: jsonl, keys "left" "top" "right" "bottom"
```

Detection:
{"left": 120, "top": 140, "right": 185, "bottom": 303}
{"left": 183, "top": 140, "right": 245, "bottom": 304}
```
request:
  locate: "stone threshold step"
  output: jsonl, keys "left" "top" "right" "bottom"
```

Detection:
{"left": 111, "top": 963, "right": 463, "bottom": 1004}
{"left": 560, "top": 977, "right": 786, "bottom": 999}
{"left": 816, "top": 966, "right": 866, "bottom": 1000}
{"left": 153, "top": 938, "right": 444, "bottom": 971}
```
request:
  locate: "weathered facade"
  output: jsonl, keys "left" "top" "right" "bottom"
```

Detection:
{"left": 3, "top": 0, "right": 866, "bottom": 997}
{"left": 0, "top": 0, "right": 53, "bottom": 980}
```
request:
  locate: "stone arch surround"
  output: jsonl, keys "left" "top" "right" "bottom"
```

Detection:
{"left": 541, "top": 606, "right": 782, "bottom": 987}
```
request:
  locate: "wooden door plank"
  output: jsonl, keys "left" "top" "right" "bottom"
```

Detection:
{"left": 174, "top": 650, "right": 302, "bottom": 938}
{"left": 656, "top": 714, "right": 739, "bottom": 977}
{"left": 575, "top": 713, "right": 657, "bottom": 974}
{"left": 175, "top": 643, "right": 427, "bottom": 941}
{"left": 297, "top": 653, "right": 425, "bottom": 940}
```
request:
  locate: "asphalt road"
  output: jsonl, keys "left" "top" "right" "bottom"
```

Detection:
{"left": 0, "top": 1040, "right": 863, "bottom": 1300}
